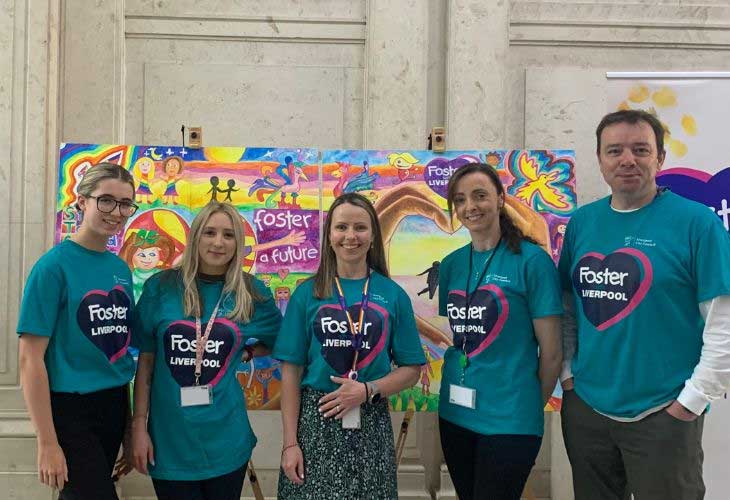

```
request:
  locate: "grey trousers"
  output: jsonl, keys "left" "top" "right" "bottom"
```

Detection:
{"left": 561, "top": 389, "right": 705, "bottom": 500}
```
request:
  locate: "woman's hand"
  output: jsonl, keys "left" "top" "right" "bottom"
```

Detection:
{"left": 131, "top": 420, "right": 155, "bottom": 475}
{"left": 113, "top": 425, "right": 134, "bottom": 479}
{"left": 37, "top": 441, "right": 68, "bottom": 490}
{"left": 281, "top": 444, "right": 305, "bottom": 485}
{"left": 318, "top": 376, "right": 368, "bottom": 419}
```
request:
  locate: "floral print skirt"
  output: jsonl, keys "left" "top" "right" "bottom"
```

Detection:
{"left": 277, "top": 387, "right": 398, "bottom": 500}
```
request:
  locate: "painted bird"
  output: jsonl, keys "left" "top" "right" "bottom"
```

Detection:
{"left": 248, "top": 156, "right": 309, "bottom": 208}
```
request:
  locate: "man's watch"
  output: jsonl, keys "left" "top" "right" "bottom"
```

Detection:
{"left": 368, "top": 382, "right": 382, "bottom": 404}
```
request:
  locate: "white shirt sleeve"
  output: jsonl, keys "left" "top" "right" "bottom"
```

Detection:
{"left": 677, "top": 295, "right": 730, "bottom": 415}
{"left": 560, "top": 290, "right": 577, "bottom": 382}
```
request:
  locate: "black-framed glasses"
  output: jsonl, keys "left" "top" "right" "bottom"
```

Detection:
{"left": 87, "top": 196, "right": 139, "bottom": 216}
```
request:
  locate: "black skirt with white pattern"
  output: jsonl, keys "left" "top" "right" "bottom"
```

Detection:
{"left": 277, "top": 387, "right": 398, "bottom": 500}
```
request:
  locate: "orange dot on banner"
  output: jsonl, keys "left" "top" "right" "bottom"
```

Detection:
{"left": 669, "top": 138, "right": 688, "bottom": 158}
{"left": 628, "top": 85, "right": 649, "bottom": 103}
{"left": 681, "top": 115, "right": 697, "bottom": 136}
{"left": 652, "top": 87, "right": 677, "bottom": 108}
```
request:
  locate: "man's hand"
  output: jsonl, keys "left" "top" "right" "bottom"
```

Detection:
{"left": 665, "top": 400, "right": 698, "bottom": 422}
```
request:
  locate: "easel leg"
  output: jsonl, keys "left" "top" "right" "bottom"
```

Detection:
{"left": 246, "top": 459, "right": 264, "bottom": 500}
{"left": 395, "top": 408, "right": 415, "bottom": 466}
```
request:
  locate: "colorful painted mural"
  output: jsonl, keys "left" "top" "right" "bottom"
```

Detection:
{"left": 57, "top": 144, "right": 576, "bottom": 411}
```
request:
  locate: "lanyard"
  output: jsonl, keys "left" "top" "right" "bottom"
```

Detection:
{"left": 333, "top": 272, "right": 371, "bottom": 380}
{"left": 458, "top": 238, "right": 501, "bottom": 364}
{"left": 194, "top": 293, "right": 224, "bottom": 386}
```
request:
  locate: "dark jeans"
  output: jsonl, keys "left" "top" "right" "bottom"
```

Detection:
{"left": 439, "top": 417, "right": 542, "bottom": 500}
{"left": 51, "top": 385, "right": 128, "bottom": 500}
{"left": 561, "top": 389, "right": 705, "bottom": 500}
{"left": 152, "top": 463, "right": 248, "bottom": 500}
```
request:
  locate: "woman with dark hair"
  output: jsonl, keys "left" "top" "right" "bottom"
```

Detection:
{"left": 130, "top": 201, "right": 281, "bottom": 500}
{"left": 438, "top": 163, "right": 562, "bottom": 500}
{"left": 17, "top": 162, "right": 139, "bottom": 498}
{"left": 274, "top": 192, "right": 426, "bottom": 499}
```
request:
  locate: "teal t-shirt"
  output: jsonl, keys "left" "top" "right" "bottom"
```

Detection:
{"left": 558, "top": 191, "right": 730, "bottom": 418}
{"left": 16, "top": 239, "right": 136, "bottom": 393}
{"left": 135, "top": 270, "right": 282, "bottom": 481}
{"left": 438, "top": 240, "right": 562, "bottom": 436}
{"left": 272, "top": 272, "right": 426, "bottom": 392}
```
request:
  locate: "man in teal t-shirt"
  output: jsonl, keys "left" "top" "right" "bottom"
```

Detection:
{"left": 559, "top": 109, "right": 730, "bottom": 500}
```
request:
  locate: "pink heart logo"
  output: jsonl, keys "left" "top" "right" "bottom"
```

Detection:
{"left": 278, "top": 268, "right": 290, "bottom": 281}
{"left": 447, "top": 284, "right": 509, "bottom": 358}
{"left": 573, "top": 248, "right": 653, "bottom": 331}
{"left": 313, "top": 303, "right": 389, "bottom": 375}
{"left": 163, "top": 318, "right": 242, "bottom": 387}
{"left": 77, "top": 286, "right": 132, "bottom": 363}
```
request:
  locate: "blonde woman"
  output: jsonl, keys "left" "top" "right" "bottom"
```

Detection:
{"left": 131, "top": 201, "right": 282, "bottom": 500}
{"left": 18, "top": 162, "right": 138, "bottom": 498}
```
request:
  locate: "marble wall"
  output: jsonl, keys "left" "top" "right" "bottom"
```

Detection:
{"left": 3, "top": 1, "right": 730, "bottom": 498}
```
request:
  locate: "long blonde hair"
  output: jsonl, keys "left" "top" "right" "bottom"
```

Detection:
{"left": 179, "top": 201, "right": 260, "bottom": 322}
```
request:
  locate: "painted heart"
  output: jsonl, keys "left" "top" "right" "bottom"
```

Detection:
{"left": 447, "top": 284, "right": 509, "bottom": 358}
{"left": 658, "top": 167, "right": 730, "bottom": 231}
{"left": 573, "top": 248, "right": 652, "bottom": 331}
{"left": 313, "top": 303, "right": 388, "bottom": 375}
{"left": 76, "top": 286, "right": 132, "bottom": 363}
{"left": 163, "top": 319, "right": 241, "bottom": 387}
{"left": 423, "top": 155, "right": 479, "bottom": 199}
{"left": 278, "top": 268, "right": 290, "bottom": 281}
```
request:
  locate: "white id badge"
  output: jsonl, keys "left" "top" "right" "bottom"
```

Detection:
{"left": 180, "top": 385, "right": 211, "bottom": 407}
{"left": 449, "top": 384, "right": 476, "bottom": 409}
{"left": 341, "top": 406, "right": 361, "bottom": 429}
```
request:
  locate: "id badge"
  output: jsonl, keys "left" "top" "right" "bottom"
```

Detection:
{"left": 449, "top": 384, "right": 476, "bottom": 409}
{"left": 180, "top": 385, "right": 211, "bottom": 407}
{"left": 341, "top": 406, "right": 361, "bottom": 429}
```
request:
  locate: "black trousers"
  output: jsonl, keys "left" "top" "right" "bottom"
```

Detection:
{"left": 152, "top": 463, "right": 248, "bottom": 500}
{"left": 439, "top": 417, "right": 542, "bottom": 500}
{"left": 51, "top": 385, "right": 128, "bottom": 500}
{"left": 561, "top": 389, "right": 705, "bottom": 500}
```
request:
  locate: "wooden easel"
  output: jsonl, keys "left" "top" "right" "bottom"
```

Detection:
{"left": 395, "top": 408, "right": 415, "bottom": 465}
{"left": 246, "top": 459, "right": 264, "bottom": 500}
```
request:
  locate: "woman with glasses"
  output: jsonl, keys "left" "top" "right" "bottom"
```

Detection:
{"left": 130, "top": 201, "right": 282, "bottom": 500}
{"left": 274, "top": 192, "right": 426, "bottom": 499}
{"left": 17, "top": 162, "right": 139, "bottom": 499}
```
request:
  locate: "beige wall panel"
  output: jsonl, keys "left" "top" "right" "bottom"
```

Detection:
{"left": 0, "top": 473, "right": 54, "bottom": 500}
{"left": 142, "top": 63, "right": 344, "bottom": 147}
{"left": 524, "top": 66, "right": 606, "bottom": 204}
{"left": 365, "top": 0, "right": 429, "bottom": 149}
{"left": 125, "top": 0, "right": 366, "bottom": 19}
{"left": 511, "top": 1, "right": 730, "bottom": 48}
{"left": 124, "top": 39, "right": 364, "bottom": 145}
{"left": 445, "top": 0, "right": 509, "bottom": 149}
{"left": 0, "top": 0, "right": 15, "bottom": 380}
{"left": 61, "top": 0, "right": 122, "bottom": 143}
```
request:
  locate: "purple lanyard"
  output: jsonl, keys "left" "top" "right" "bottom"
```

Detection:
{"left": 333, "top": 273, "right": 371, "bottom": 379}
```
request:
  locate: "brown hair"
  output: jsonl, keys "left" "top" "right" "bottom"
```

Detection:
{"left": 445, "top": 163, "right": 536, "bottom": 254}
{"left": 75, "top": 162, "right": 135, "bottom": 209}
{"left": 313, "top": 193, "right": 389, "bottom": 299}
